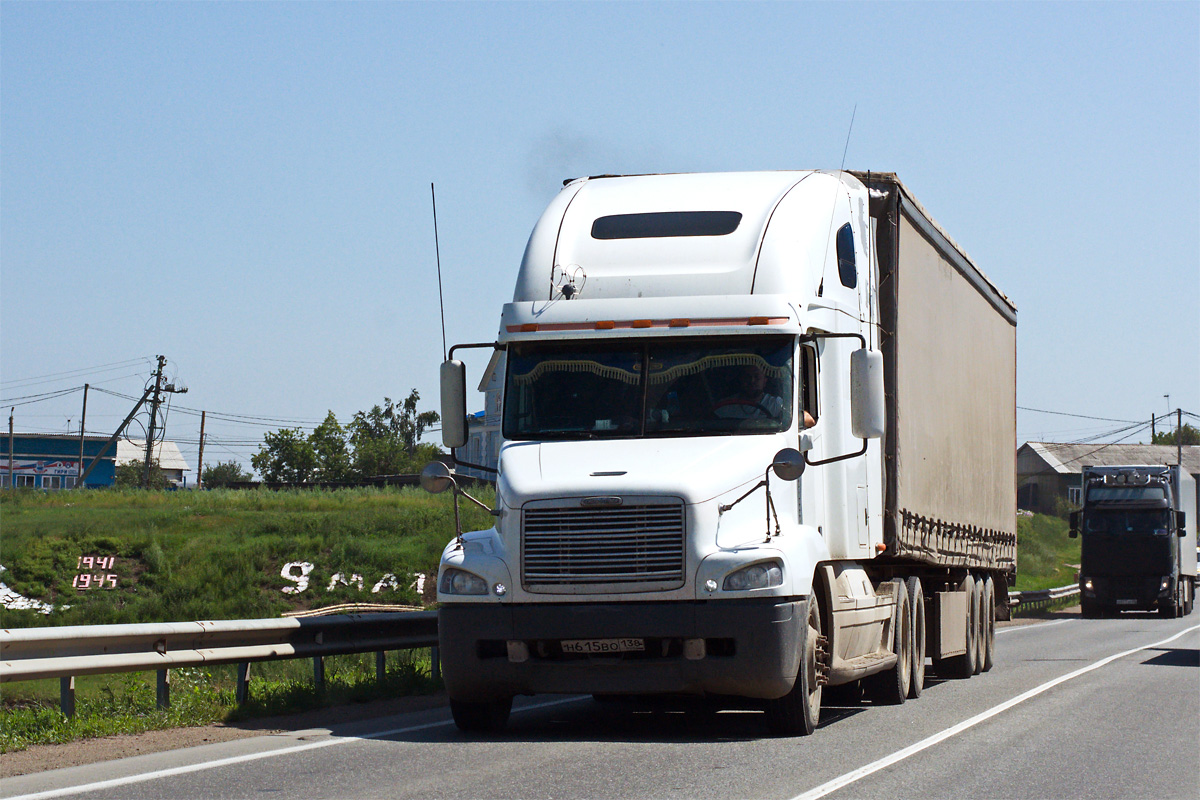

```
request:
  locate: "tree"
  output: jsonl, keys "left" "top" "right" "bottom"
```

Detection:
{"left": 115, "top": 458, "right": 170, "bottom": 489}
{"left": 309, "top": 411, "right": 352, "bottom": 482}
{"left": 251, "top": 428, "right": 317, "bottom": 483}
{"left": 348, "top": 390, "right": 440, "bottom": 479}
{"left": 1151, "top": 423, "right": 1200, "bottom": 446}
{"left": 202, "top": 460, "right": 252, "bottom": 488}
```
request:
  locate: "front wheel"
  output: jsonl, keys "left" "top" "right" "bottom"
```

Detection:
{"left": 765, "top": 593, "right": 824, "bottom": 736}
{"left": 450, "top": 696, "right": 513, "bottom": 733}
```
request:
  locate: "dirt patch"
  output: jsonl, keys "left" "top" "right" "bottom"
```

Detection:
{"left": 0, "top": 692, "right": 448, "bottom": 779}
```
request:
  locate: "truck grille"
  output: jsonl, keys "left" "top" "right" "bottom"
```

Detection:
{"left": 522, "top": 501, "right": 686, "bottom": 592}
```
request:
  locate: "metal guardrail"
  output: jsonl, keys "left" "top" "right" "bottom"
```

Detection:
{"left": 1009, "top": 584, "right": 1080, "bottom": 612}
{"left": 0, "top": 610, "right": 438, "bottom": 716}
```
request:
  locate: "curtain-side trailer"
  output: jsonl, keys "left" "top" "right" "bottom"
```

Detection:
{"left": 424, "top": 170, "right": 1017, "bottom": 735}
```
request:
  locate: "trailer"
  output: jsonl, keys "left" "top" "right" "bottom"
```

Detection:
{"left": 424, "top": 170, "right": 1017, "bottom": 735}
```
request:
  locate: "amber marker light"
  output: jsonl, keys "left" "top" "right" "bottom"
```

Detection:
{"left": 595, "top": 320, "right": 615, "bottom": 330}
{"left": 669, "top": 318, "right": 690, "bottom": 327}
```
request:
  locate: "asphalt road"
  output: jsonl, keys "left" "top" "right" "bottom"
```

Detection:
{"left": 4, "top": 612, "right": 1198, "bottom": 800}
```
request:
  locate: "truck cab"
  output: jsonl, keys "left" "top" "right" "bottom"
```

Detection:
{"left": 1071, "top": 465, "right": 1197, "bottom": 617}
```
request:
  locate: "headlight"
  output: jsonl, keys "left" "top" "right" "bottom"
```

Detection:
{"left": 723, "top": 562, "right": 783, "bottom": 591}
{"left": 440, "top": 568, "right": 489, "bottom": 595}
{"left": 1083, "top": 578, "right": 1094, "bottom": 591}
{"left": 1160, "top": 576, "right": 1172, "bottom": 592}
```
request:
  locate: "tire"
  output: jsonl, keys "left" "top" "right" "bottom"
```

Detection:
{"left": 1160, "top": 580, "right": 1181, "bottom": 618}
{"left": 450, "top": 696, "right": 513, "bottom": 733}
{"left": 906, "top": 576, "right": 926, "bottom": 698}
{"left": 938, "top": 574, "right": 977, "bottom": 679}
{"left": 981, "top": 575, "right": 996, "bottom": 672}
{"left": 1186, "top": 580, "right": 1195, "bottom": 616}
{"left": 765, "top": 593, "right": 823, "bottom": 736}
{"left": 864, "top": 579, "right": 910, "bottom": 704}
{"left": 971, "top": 575, "right": 985, "bottom": 675}
{"left": 1080, "top": 598, "right": 1101, "bottom": 619}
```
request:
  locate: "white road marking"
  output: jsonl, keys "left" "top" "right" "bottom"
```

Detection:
{"left": 996, "top": 618, "right": 1074, "bottom": 635}
{"left": 789, "top": 623, "right": 1200, "bottom": 800}
{"left": 3, "top": 697, "right": 587, "bottom": 800}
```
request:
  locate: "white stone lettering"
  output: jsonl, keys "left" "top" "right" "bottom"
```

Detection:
{"left": 327, "top": 572, "right": 364, "bottom": 591}
{"left": 281, "top": 562, "right": 315, "bottom": 594}
{"left": 372, "top": 573, "right": 401, "bottom": 593}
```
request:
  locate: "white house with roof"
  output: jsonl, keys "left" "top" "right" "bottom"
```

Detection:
{"left": 116, "top": 439, "right": 192, "bottom": 488}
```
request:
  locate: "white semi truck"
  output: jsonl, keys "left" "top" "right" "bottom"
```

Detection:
{"left": 423, "top": 170, "right": 1017, "bottom": 735}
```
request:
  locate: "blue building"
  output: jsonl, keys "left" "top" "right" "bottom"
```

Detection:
{"left": 1, "top": 434, "right": 118, "bottom": 489}
{"left": 460, "top": 351, "right": 504, "bottom": 481}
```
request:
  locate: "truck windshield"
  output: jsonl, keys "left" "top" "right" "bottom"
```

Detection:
{"left": 503, "top": 337, "right": 794, "bottom": 440}
{"left": 1083, "top": 510, "right": 1171, "bottom": 536}
{"left": 1086, "top": 486, "right": 1167, "bottom": 503}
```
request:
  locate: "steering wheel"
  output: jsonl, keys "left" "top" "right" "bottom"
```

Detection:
{"left": 713, "top": 398, "right": 774, "bottom": 417}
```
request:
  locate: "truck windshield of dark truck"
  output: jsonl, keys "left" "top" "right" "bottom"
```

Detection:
{"left": 503, "top": 336, "right": 794, "bottom": 440}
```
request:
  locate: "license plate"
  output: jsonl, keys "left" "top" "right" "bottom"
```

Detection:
{"left": 560, "top": 638, "right": 645, "bottom": 654}
{"left": 1116, "top": 599, "right": 1137, "bottom": 606}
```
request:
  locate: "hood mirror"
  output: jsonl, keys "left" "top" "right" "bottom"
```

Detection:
{"left": 771, "top": 448, "right": 805, "bottom": 481}
{"left": 420, "top": 461, "right": 455, "bottom": 494}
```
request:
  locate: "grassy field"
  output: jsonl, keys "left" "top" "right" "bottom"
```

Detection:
{"left": 1013, "top": 512, "right": 1079, "bottom": 591}
{"left": 0, "top": 489, "right": 1075, "bottom": 751}
{"left": 1, "top": 485, "right": 492, "bottom": 752}
{"left": 0, "top": 486, "right": 494, "bottom": 628}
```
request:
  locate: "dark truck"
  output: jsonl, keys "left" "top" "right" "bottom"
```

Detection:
{"left": 1070, "top": 465, "right": 1197, "bottom": 617}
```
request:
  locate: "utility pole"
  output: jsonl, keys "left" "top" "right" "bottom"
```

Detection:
{"left": 77, "top": 384, "right": 89, "bottom": 488}
{"left": 7, "top": 408, "right": 13, "bottom": 489}
{"left": 1177, "top": 408, "right": 1183, "bottom": 468}
{"left": 1151, "top": 413, "right": 1156, "bottom": 439}
{"left": 196, "top": 410, "right": 207, "bottom": 490}
{"left": 144, "top": 356, "right": 167, "bottom": 488}
{"left": 140, "top": 355, "right": 187, "bottom": 489}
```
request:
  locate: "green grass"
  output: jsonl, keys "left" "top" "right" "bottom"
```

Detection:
{"left": 0, "top": 486, "right": 494, "bottom": 628}
{"left": 1013, "top": 512, "right": 1080, "bottom": 592}
{"left": 0, "top": 650, "right": 441, "bottom": 753}
{"left": 1, "top": 486, "right": 482, "bottom": 751}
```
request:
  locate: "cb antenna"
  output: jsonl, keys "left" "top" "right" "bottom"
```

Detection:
{"left": 431, "top": 183, "right": 448, "bottom": 360}
{"left": 818, "top": 104, "right": 857, "bottom": 298}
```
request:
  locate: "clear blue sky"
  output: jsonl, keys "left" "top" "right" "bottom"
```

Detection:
{"left": 2, "top": 1, "right": 1197, "bottom": 477}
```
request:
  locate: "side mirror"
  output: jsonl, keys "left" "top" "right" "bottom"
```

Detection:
{"left": 440, "top": 360, "right": 468, "bottom": 448}
{"left": 1069, "top": 510, "right": 1080, "bottom": 538}
{"left": 771, "top": 448, "right": 805, "bottom": 481}
{"left": 850, "top": 349, "right": 885, "bottom": 440}
{"left": 1177, "top": 510, "right": 1187, "bottom": 537}
{"left": 419, "top": 461, "right": 455, "bottom": 494}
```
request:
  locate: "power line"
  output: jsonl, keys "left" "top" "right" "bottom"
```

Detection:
{"left": 0, "top": 386, "right": 85, "bottom": 407}
{"left": 1, "top": 357, "right": 154, "bottom": 390}
{"left": 1017, "top": 406, "right": 1140, "bottom": 424}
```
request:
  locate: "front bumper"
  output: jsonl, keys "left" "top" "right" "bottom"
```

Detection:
{"left": 438, "top": 599, "right": 803, "bottom": 702}
{"left": 1081, "top": 575, "right": 1171, "bottom": 611}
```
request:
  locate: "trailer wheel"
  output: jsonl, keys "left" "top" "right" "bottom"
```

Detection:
{"left": 971, "top": 575, "right": 985, "bottom": 674}
{"left": 906, "top": 576, "right": 926, "bottom": 698}
{"left": 1186, "top": 580, "right": 1194, "bottom": 616}
{"left": 765, "top": 593, "right": 823, "bottom": 736}
{"left": 450, "top": 696, "right": 513, "bottom": 733}
{"left": 981, "top": 576, "right": 996, "bottom": 672}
